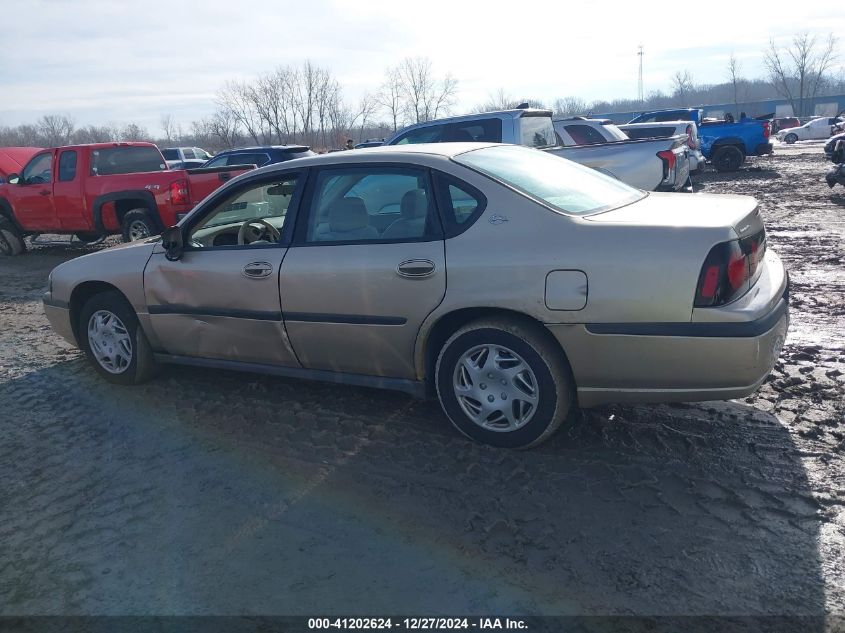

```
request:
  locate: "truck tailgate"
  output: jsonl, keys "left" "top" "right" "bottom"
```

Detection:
{"left": 184, "top": 165, "right": 255, "bottom": 207}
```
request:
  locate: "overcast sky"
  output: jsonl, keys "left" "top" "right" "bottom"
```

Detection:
{"left": 1, "top": 0, "right": 842, "bottom": 134}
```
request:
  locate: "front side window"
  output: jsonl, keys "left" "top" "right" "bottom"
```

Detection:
{"left": 182, "top": 148, "right": 196, "bottom": 159}
{"left": 90, "top": 147, "right": 165, "bottom": 176}
{"left": 306, "top": 167, "right": 439, "bottom": 243}
{"left": 23, "top": 153, "right": 53, "bottom": 184}
{"left": 455, "top": 145, "right": 645, "bottom": 216}
{"left": 393, "top": 125, "right": 447, "bottom": 145}
{"left": 519, "top": 115, "right": 557, "bottom": 148}
{"left": 58, "top": 151, "right": 77, "bottom": 182}
{"left": 189, "top": 175, "right": 300, "bottom": 248}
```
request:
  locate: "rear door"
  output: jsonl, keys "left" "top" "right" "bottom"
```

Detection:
{"left": 10, "top": 151, "right": 56, "bottom": 230}
{"left": 279, "top": 163, "right": 446, "bottom": 379}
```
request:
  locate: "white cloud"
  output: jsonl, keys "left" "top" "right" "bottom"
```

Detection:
{"left": 0, "top": 0, "right": 842, "bottom": 132}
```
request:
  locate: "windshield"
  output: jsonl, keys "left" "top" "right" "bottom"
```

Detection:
{"left": 519, "top": 115, "right": 558, "bottom": 148}
{"left": 454, "top": 145, "right": 645, "bottom": 215}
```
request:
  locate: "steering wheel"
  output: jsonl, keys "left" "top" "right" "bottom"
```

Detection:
{"left": 237, "top": 219, "right": 281, "bottom": 245}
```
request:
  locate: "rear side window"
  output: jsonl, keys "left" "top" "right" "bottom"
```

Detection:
{"left": 226, "top": 153, "right": 270, "bottom": 167}
{"left": 447, "top": 119, "right": 502, "bottom": 142}
{"left": 564, "top": 124, "right": 607, "bottom": 145}
{"left": 433, "top": 171, "right": 486, "bottom": 235}
{"left": 182, "top": 148, "right": 196, "bottom": 159}
{"left": 393, "top": 125, "right": 447, "bottom": 145}
{"left": 58, "top": 150, "right": 77, "bottom": 182}
{"left": 519, "top": 116, "right": 557, "bottom": 148}
{"left": 90, "top": 147, "right": 165, "bottom": 176}
{"left": 161, "top": 149, "right": 178, "bottom": 160}
{"left": 624, "top": 127, "right": 672, "bottom": 140}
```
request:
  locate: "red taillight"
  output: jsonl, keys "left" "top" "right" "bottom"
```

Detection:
{"left": 169, "top": 179, "right": 189, "bottom": 206}
{"left": 695, "top": 230, "right": 767, "bottom": 307}
{"left": 762, "top": 121, "right": 770, "bottom": 138}
{"left": 686, "top": 124, "right": 695, "bottom": 149}
{"left": 657, "top": 149, "right": 676, "bottom": 169}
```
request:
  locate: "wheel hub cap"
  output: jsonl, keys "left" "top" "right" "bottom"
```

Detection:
{"left": 128, "top": 221, "right": 150, "bottom": 241}
{"left": 87, "top": 310, "right": 132, "bottom": 374}
{"left": 453, "top": 344, "right": 539, "bottom": 432}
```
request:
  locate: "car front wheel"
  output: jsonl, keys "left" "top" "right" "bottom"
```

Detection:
{"left": 435, "top": 318, "right": 573, "bottom": 448}
{"left": 785, "top": 133, "right": 798, "bottom": 144}
{"left": 79, "top": 290, "right": 159, "bottom": 385}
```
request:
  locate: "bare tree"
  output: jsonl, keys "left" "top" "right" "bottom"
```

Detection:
{"left": 764, "top": 32, "right": 838, "bottom": 117}
{"left": 160, "top": 114, "right": 180, "bottom": 144}
{"left": 37, "top": 114, "right": 75, "bottom": 146}
{"left": 671, "top": 71, "right": 695, "bottom": 107}
{"left": 217, "top": 80, "right": 267, "bottom": 144}
{"left": 552, "top": 96, "right": 588, "bottom": 118}
{"left": 726, "top": 53, "right": 744, "bottom": 116}
{"left": 397, "top": 57, "right": 458, "bottom": 124}
{"left": 354, "top": 93, "right": 379, "bottom": 142}
{"left": 119, "top": 123, "right": 151, "bottom": 142}
{"left": 376, "top": 67, "right": 405, "bottom": 132}
{"left": 71, "top": 125, "right": 118, "bottom": 144}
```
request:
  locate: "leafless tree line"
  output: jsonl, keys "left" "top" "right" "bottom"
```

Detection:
{"left": 1, "top": 35, "right": 842, "bottom": 152}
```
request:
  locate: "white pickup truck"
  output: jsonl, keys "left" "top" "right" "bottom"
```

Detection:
{"left": 384, "top": 108, "right": 690, "bottom": 191}
{"left": 617, "top": 120, "right": 705, "bottom": 171}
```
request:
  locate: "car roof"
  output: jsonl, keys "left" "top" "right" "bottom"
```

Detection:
{"left": 217, "top": 146, "right": 310, "bottom": 153}
{"left": 245, "top": 142, "right": 498, "bottom": 173}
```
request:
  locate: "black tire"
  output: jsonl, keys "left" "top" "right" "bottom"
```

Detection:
{"left": 712, "top": 145, "right": 744, "bottom": 172}
{"left": 121, "top": 209, "right": 158, "bottom": 243}
{"left": 78, "top": 290, "right": 159, "bottom": 385}
{"left": 74, "top": 232, "right": 104, "bottom": 244}
{"left": 0, "top": 217, "right": 26, "bottom": 256}
{"left": 435, "top": 318, "right": 573, "bottom": 449}
{"left": 785, "top": 133, "right": 798, "bottom": 145}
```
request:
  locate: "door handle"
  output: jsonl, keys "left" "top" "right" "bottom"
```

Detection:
{"left": 219, "top": 172, "right": 231, "bottom": 181}
{"left": 242, "top": 261, "right": 273, "bottom": 279}
{"left": 397, "top": 259, "right": 435, "bottom": 278}
{"left": 39, "top": 190, "right": 50, "bottom": 196}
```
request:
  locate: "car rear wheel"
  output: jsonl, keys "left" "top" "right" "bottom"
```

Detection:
{"left": 785, "top": 133, "right": 798, "bottom": 145}
{"left": 435, "top": 318, "right": 573, "bottom": 448}
{"left": 712, "top": 145, "right": 745, "bottom": 172}
{"left": 121, "top": 209, "right": 157, "bottom": 242}
{"left": 0, "top": 218, "right": 26, "bottom": 256}
{"left": 79, "top": 290, "right": 159, "bottom": 385}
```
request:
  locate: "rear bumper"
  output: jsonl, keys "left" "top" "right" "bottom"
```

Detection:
{"left": 548, "top": 252, "right": 789, "bottom": 407}
{"left": 688, "top": 150, "right": 705, "bottom": 171}
{"left": 754, "top": 143, "right": 774, "bottom": 156}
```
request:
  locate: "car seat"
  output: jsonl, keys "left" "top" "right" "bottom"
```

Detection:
{"left": 381, "top": 189, "right": 428, "bottom": 239}
{"left": 313, "top": 197, "right": 379, "bottom": 241}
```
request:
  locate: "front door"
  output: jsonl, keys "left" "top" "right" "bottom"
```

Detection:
{"left": 280, "top": 165, "right": 446, "bottom": 380}
{"left": 143, "top": 172, "right": 304, "bottom": 367}
{"left": 11, "top": 151, "right": 56, "bottom": 231}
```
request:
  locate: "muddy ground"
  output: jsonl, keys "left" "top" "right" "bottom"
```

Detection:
{"left": 0, "top": 142, "right": 843, "bottom": 619}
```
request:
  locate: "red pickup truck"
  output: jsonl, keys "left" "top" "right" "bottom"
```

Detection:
{"left": 0, "top": 142, "right": 252, "bottom": 255}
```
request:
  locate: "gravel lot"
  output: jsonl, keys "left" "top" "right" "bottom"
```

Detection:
{"left": 0, "top": 142, "right": 843, "bottom": 617}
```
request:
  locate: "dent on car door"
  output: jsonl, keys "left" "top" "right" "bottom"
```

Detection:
{"left": 279, "top": 165, "right": 447, "bottom": 379}
{"left": 143, "top": 173, "right": 304, "bottom": 366}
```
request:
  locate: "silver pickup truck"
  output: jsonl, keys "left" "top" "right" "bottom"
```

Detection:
{"left": 384, "top": 108, "right": 690, "bottom": 192}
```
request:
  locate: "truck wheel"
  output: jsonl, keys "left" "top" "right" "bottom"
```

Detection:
{"left": 0, "top": 218, "right": 26, "bottom": 256}
{"left": 435, "top": 317, "right": 573, "bottom": 449}
{"left": 712, "top": 146, "right": 744, "bottom": 172}
{"left": 74, "top": 232, "right": 105, "bottom": 244}
{"left": 785, "top": 133, "right": 798, "bottom": 145}
{"left": 121, "top": 209, "right": 158, "bottom": 242}
{"left": 78, "top": 290, "right": 159, "bottom": 385}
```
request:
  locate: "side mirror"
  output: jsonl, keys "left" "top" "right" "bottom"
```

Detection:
{"left": 161, "top": 225, "right": 184, "bottom": 261}
{"left": 6, "top": 173, "right": 20, "bottom": 185}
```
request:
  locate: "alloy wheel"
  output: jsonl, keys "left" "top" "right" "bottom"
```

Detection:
{"left": 87, "top": 310, "right": 133, "bottom": 374}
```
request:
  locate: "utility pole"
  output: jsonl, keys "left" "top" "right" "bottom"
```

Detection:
{"left": 638, "top": 45, "right": 644, "bottom": 104}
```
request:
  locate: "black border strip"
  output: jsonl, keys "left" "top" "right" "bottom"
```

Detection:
{"left": 155, "top": 354, "right": 425, "bottom": 398}
{"left": 585, "top": 298, "right": 787, "bottom": 338}
{"left": 42, "top": 296, "right": 69, "bottom": 309}
{"left": 148, "top": 304, "right": 282, "bottom": 321}
{"left": 285, "top": 312, "right": 407, "bottom": 326}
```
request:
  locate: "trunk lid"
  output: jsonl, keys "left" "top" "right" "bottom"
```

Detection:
{"left": 585, "top": 192, "right": 763, "bottom": 237}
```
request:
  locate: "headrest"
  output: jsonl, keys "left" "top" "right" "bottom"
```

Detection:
{"left": 329, "top": 197, "right": 369, "bottom": 232}
{"left": 400, "top": 189, "right": 427, "bottom": 219}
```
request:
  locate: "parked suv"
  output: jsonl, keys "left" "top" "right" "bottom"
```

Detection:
{"left": 202, "top": 146, "right": 314, "bottom": 168}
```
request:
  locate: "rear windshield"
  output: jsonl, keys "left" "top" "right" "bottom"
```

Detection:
{"left": 519, "top": 115, "right": 558, "bottom": 148}
{"left": 90, "top": 147, "right": 166, "bottom": 176}
{"left": 454, "top": 145, "right": 645, "bottom": 216}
